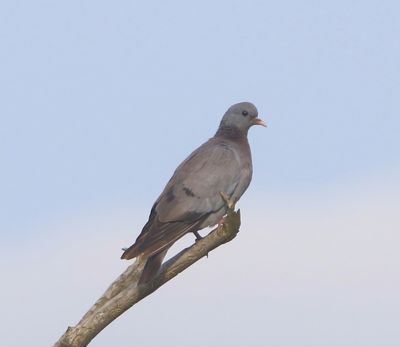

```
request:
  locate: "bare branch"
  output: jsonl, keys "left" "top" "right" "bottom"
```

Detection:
{"left": 54, "top": 208, "right": 241, "bottom": 347}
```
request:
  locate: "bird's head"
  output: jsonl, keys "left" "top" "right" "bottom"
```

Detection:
{"left": 218, "top": 102, "right": 266, "bottom": 137}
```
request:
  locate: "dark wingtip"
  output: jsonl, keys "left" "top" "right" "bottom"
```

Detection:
{"left": 120, "top": 245, "right": 136, "bottom": 260}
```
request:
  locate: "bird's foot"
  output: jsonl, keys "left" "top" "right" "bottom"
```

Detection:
{"left": 217, "top": 214, "right": 232, "bottom": 232}
{"left": 193, "top": 230, "right": 203, "bottom": 241}
{"left": 193, "top": 231, "right": 208, "bottom": 258}
{"left": 219, "top": 191, "right": 236, "bottom": 210}
{"left": 217, "top": 216, "right": 226, "bottom": 229}
{"left": 217, "top": 206, "right": 240, "bottom": 232}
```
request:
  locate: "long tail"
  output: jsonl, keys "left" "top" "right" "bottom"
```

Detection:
{"left": 138, "top": 249, "right": 168, "bottom": 285}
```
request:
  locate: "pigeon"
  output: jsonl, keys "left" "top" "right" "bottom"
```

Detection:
{"left": 121, "top": 102, "right": 265, "bottom": 284}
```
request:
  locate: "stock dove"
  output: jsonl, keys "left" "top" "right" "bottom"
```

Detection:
{"left": 121, "top": 102, "right": 265, "bottom": 284}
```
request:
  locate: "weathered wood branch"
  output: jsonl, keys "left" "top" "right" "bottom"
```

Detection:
{"left": 54, "top": 208, "right": 241, "bottom": 347}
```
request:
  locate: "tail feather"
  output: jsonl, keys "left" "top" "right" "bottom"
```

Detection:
{"left": 120, "top": 243, "right": 139, "bottom": 260}
{"left": 138, "top": 249, "right": 168, "bottom": 285}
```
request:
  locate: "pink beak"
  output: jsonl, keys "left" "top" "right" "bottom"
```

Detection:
{"left": 253, "top": 118, "right": 267, "bottom": 127}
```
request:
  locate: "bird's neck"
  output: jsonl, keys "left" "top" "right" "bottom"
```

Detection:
{"left": 215, "top": 126, "right": 248, "bottom": 140}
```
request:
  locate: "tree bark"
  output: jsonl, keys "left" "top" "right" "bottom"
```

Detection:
{"left": 54, "top": 208, "right": 241, "bottom": 347}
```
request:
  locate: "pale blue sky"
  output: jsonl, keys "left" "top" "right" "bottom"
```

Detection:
{"left": 1, "top": 1, "right": 399, "bottom": 346}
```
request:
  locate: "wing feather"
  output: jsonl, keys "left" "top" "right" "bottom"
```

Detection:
{"left": 156, "top": 139, "right": 241, "bottom": 222}
{"left": 122, "top": 138, "right": 242, "bottom": 259}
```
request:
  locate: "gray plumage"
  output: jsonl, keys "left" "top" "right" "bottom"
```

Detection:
{"left": 121, "top": 102, "right": 265, "bottom": 283}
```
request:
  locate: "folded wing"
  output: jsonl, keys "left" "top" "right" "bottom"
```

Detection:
{"left": 121, "top": 139, "right": 241, "bottom": 259}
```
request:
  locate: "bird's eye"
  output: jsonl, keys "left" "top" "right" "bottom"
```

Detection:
{"left": 242, "top": 110, "right": 248, "bottom": 116}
